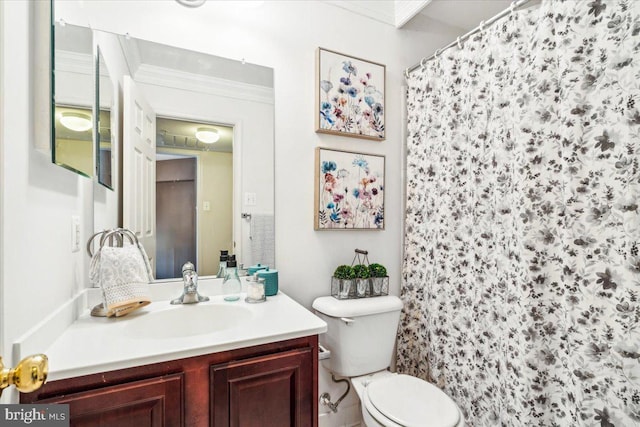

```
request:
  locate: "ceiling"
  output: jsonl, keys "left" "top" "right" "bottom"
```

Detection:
{"left": 324, "top": 0, "right": 516, "bottom": 70}
{"left": 325, "top": 0, "right": 514, "bottom": 32}
{"left": 417, "top": 0, "right": 513, "bottom": 32}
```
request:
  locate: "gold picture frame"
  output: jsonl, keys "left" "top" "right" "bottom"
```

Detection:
{"left": 315, "top": 48, "right": 386, "bottom": 141}
{"left": 314, "top": 147, "right": 385, "bottom": 230}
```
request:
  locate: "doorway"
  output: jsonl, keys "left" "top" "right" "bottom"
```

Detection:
{"left": 156, "top": 157, "right": 197, "bottom": 279}
{"left": 155, "top": 117, "right": 234, "bottom": 278}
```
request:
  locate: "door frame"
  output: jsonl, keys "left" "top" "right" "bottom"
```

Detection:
{"left": 153, "top": 109, "right": 242, "bottom": 271}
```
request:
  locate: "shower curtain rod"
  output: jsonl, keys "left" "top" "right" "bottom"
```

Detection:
{"left": 405, "top": 0, "right": 534, "bottom": 77}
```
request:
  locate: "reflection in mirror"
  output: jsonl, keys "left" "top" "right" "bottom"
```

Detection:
{"left": 52, "top": 22, "right": 94, "bottom": 178}
{"left": 96, "top": 47, "right": 113, "bottom": 189}
{"left": 91, "top": 30, "right": 274, "bottom": 280}
{"left": 155, "top": 118, "right": 234, "bottom": 279}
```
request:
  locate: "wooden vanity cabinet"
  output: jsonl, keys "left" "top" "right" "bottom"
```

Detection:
{"left": 211, "top": 347, "right": 314, "bottom": 426}
{"left": 21, "top": 335, "right": 319, "bottom": 427}
{"left": 25, "top": 373, "right": 185, "bottom": 427}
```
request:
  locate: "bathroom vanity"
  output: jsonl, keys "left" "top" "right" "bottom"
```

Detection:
{"left": 22, "top": 336, "right": 316, "bottom": 426}
{"left": 19, "top": 290, "right": 326, "bottom": 426}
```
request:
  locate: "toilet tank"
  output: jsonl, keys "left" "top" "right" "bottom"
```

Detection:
{"left": 312, "top": 295, "right": 403, "bottom": 377}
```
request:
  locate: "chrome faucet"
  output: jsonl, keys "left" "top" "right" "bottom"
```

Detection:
{"left": 170, "top": 262, "right": 210, "bottom": 304}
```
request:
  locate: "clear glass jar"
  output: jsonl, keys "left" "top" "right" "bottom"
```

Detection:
{"left": 245, "top": 275, "right": 266, "bottom": 303}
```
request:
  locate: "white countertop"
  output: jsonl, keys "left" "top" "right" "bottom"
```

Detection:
{"left": 43, "top": 291, "right": 327, "bottom": 381}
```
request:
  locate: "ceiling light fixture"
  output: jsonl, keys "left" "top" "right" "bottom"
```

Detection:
{"left": 59, "top": 112, "right": 92, "bottom": 132}
{"left": 175, "top": 0, "right": 206, "bottom": 7}
{"left": 195, "top": 127, "right": 220, "bottom": 144}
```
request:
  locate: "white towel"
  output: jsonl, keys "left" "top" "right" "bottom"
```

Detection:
{"left": 90, "top": 241, "right": 152, "bottom": 317}
{"left": 250, "top": 214, "right": 275, "bottom": 268}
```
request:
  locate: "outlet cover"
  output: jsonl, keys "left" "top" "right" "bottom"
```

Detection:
{"left": 71, "top": 215, "right": 80, "bottom": 252}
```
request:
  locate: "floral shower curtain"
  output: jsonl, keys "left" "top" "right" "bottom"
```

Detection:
{"left": 398, "top": 0, "right": 640, "bottom": 425}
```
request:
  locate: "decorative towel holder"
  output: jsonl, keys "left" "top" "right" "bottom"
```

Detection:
{"left": 87, "top": 228, "right": 153, "bottom": 317}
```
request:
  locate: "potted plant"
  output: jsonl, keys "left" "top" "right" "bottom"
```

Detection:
{"left": 352, "top": 264, "right": 371, "bottom": 298}
{"left": 332, "top": 265, "right": 355, "bottom": 299}
{"left": 368, "top": 263, "right": 389, "bottom": 296}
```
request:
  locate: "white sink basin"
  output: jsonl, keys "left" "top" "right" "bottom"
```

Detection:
{"left": 123, "top": 303, "right": 254, "bottom": 339}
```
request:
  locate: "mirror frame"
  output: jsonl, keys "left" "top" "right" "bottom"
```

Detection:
{"left": 95, "top": 45, "right": 114, "bottom": 190}
{"left": 94, "top": 45, "right": 99, "bottom": 182}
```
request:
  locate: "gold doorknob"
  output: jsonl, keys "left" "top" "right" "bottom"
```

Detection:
{"left": 0, "top": 354, "right": 48, "bottom": 397}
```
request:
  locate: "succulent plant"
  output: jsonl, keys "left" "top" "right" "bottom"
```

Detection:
{"left": 333, "top": 265, "right": 355, "bottom": 280}
{"left": 369, "top": 263, "right": 387, "bottom": 278}
{"left": 352, "top": 264, "right": 371, "bottom": 279}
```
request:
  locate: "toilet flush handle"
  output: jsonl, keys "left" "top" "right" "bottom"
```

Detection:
{"left": 340, "top": 317, "right": 355, "bottom": 325}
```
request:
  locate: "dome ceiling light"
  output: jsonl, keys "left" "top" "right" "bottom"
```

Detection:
{"left": 195, "top": 127, "right": 220, "bottom": 144}
{"left": 60, "top": 112, "right": 92, "bottom": 132}
{"left": 175, "top": 0, "right": 206, "bottom": 7}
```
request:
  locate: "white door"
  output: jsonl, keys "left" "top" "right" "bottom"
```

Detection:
{"left": 123, "top": 76, "right": 156, "bottom": 275}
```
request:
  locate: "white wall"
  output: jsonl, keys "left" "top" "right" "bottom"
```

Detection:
{"left": 1, "top": 0, "right": 93, "bottom": 380}
{"left": 0, "top": 0, "right": 4, "bottom": 361}
{"left": 1, "top": 0, "right": 462, "bottom": 414}
{"left": 50, "top": 1, "right": 455, "bottom": 307}
{"left": 54, "top": 0, "right": 459, "bottom": 307}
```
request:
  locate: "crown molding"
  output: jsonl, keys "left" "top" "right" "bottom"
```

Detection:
{"left": 134, "top": 64, "right": 274, "bottom": 105}
{"left": 395, "top": 0, "right": 432, "bottom": 28}
{"left": 55, "top": 50, "right": 93, "bottom": 75}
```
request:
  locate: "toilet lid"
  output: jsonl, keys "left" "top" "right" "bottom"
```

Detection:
{"left": 366, "top": 375, "right": 460, "bottom": 427}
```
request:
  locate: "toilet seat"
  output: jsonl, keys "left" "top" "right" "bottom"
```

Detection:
{"left": 363, "top": 374, "right": 460, "bottom": 427}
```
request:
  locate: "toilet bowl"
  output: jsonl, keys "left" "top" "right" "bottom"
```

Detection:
{"left": 351, "top": 371, "right": 464, "bottom": 427}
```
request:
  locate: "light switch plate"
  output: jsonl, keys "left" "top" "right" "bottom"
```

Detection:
{"left": 203, "top": 201, "right": 211, "bottom": 211}
{"left": 244, "top": 192, "right": 257, "bottom": 206}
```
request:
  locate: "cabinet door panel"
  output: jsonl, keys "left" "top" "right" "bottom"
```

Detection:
{"left": 37, "top": 373, "right": 184, "bottom": 427}
{"left": 211, "top": 348, "right": 313, "bottom": 427}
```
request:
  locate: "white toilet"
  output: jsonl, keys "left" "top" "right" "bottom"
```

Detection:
{"left": 312, "top": 295, "right": 464, "bottom": 427}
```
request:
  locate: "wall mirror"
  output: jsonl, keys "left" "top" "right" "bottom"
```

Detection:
{"left": 52, "top": 22, "right": 94, "bottom": 178}
{"left": 52, "top": 0, "right": 276, "bottom": 281}
{"left": 116, "top": 33, "right": 275, "bottom": 280}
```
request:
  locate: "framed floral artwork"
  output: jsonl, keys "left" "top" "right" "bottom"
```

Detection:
{"left": 314, "top": 147, "right": 385, "bottom": 230}
{"left": 315, "top": 48, "right": 385, "bottom": 140}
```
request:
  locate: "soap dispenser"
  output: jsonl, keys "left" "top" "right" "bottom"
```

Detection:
{"left": 216, "top": 250, "right": 229, "bottom": 278}
{"left": 222, "top": 255, "right": 241, "bottom": 302}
